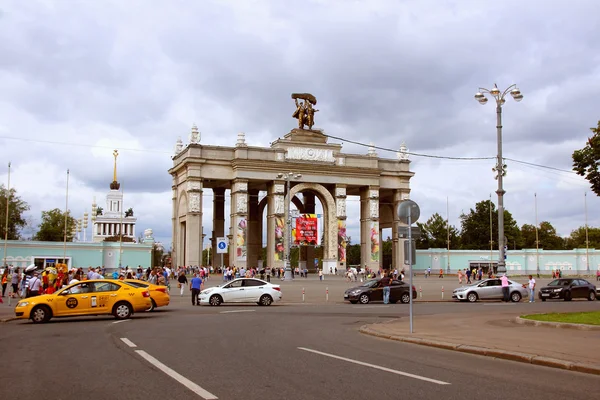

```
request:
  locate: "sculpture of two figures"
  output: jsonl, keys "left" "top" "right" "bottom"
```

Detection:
{"left": 292, "top": 93, "right": 319, "bottom": 130}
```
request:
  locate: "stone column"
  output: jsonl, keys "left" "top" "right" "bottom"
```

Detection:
{"left": 247, "top": 189, "right": 260, "bottom": 268}
{"left": 335, "top": 186, "right": 347, "bottom": 271}
{"left": 230, "top": 180, "right": 248, "bottom": 269}
{"left": 267, "top": 181, "right": 285, "bottom": 270}
{"left": 360, "top": 187, "right": 380, "bottom": 272}
{"left": 185, "top": 180, "right": 203, "bottom": 266}
{"left": 211, "top": 188, "right": 225, "bottom": 268}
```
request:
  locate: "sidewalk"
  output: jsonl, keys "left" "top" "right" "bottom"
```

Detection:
{"left": 360, "top": 310, "right": 600, "bottom": 375}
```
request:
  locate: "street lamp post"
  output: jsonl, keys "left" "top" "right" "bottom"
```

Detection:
{"left": 277, "top": 172, "right": 302, "bottom": 281}
{"left": 475, "top": 84, "right": 523, "bottom": 275}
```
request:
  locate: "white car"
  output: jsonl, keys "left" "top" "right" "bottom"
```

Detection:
{"left": 199, "top": 278, "right": 282, "bottom": 306}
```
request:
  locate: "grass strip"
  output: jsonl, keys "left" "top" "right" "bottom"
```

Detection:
{"left": 522, "top": 311, "right": 600, "bottom": 326}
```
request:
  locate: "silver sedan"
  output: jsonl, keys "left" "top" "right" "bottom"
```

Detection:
{"left": 452, "top": 278, "right": 528, "bottom": 302}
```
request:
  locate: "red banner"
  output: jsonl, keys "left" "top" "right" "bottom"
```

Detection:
{"left": 295, "top": 214, "right": 318, "bottom": 245}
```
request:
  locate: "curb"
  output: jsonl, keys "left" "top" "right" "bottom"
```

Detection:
{"left": 359, "top": 325, "right": 600, "bottom": 376}
{"left": 0, "top": 317, "right": 17, "bottom": 323}
{"left": 514, "top": 317, "right": 600, "bottom": 331}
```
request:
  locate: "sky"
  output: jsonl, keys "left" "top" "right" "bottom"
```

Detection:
{"left": 1, "top": 0, "right": 599, "bottom": 251}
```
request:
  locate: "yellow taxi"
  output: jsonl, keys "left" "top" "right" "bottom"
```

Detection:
{"left": 124, "top": 279, "right": 170, "bottom": 311}
{"left": 14, "top": 279, "right": 152, "bottom": 324}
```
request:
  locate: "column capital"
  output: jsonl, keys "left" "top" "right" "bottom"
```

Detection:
{"left": 231, "top": 179, "right": 248, "bottom": 194}
{"left": 186, "top": 180, "right": 203, "bottom": 193}
{"left": 334, "top": 185, "right": 347, "bottom": 198}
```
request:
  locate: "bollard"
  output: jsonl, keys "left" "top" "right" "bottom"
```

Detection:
{"left": 442, "top": 286, "right": 444, "bottom": 300}
{"left": 419, "top": 286, "right": 422, "bottom": 299}
{"left": 326, "top": 287, "right": 329, "bottom": 302}
{"left": 302, "top": 287, "right": 305, "bottom": 303}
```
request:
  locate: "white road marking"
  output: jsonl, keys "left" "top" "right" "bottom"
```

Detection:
{"left": 298, "top": 347, "right": 450, "bottom": 385}
{"left": 113, "top": 319, "right": 132, "bottom": 324}
{"left": 120, "top": 337, "right": 137, "bottom": 348}
{"left": 135, "top": 350, "right": 218, "bottom": 399}
{"left": 220, "top": 310, "right": 256, "bottom": 314}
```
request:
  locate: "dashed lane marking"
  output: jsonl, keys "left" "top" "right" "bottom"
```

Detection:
{"left": 120, "top": 338, "right": 137, "bottom": 348}
{"left": 113, "top": 319, "right": 132, "bottom": 324}
{"left": 219, "top": 310, "right": 256, "bottom": 314}
{"left": 298, "top": 347, "right": 451, "bottom": 385}
{"left": 135, "top": 350, "right": 218, "bottom": 399}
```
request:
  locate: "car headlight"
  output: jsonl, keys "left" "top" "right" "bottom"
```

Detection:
{"left": 455, "top": 288, "right": 467, "bottom": 292}
{"left": 17, "top": 302, "right": 29, "bottom": 307}
{"left": 201, "top": 289, "right": 213, "bottom": 295}
{"left": 349, "top": 290, "right": 361, "bottom": 295}
{"left": 553, "top": 288, "right": 562, "bottom": 292}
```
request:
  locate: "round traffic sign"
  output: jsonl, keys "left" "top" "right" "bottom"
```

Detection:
{"left": 398, "top": 200, "right": 420, "bottom": 224}
{"left": 218, "top": 241, "right": 226, "bottom": 250}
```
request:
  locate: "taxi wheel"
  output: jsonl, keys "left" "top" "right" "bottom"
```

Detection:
{"left": 31, "top": 305, "right": 51, "bottom": 324}
{"left": 113, "top": 302, "right": 133, "bottom": 320}
{"left": 147, "top": 299, "right": 157, "bottom": 312}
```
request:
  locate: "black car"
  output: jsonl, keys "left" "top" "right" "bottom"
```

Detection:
{"left": 538, "top": 278, "right": 597, "bottom": 301}
{"left": 344, "top": 279, "right": 417, "bottom": 304}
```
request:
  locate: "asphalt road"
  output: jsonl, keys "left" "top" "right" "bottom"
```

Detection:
{"left": 2, "top": 299, "right": 599, "bottom": 400}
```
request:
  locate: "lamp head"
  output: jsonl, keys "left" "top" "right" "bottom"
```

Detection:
{"left": 276, "top": 173, "right": 284, "bottom": 179}
{"left": 474, "top": 92, "right": 485, "bottom": 101}
{"left": 295, "top": 174, "right": 302, "bottom": 179}
{"left": 511, "top": 88, "right": 523, "bottom": 102}
{"left": 490, "top": 86, "right": 500, "bottom": 96}
{"left": 478, "top": 97, "right": 488, "bottom": 105}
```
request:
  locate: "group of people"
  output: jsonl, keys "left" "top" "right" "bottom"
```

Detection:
{"left": 457, "top": 267, "right": 486, "bottom": 284}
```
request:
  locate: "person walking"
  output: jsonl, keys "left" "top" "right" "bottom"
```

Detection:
{"left": 465, "top": 268, "right": 472, "bottom": 284}
{"left": 27, "top": 272, "right": 42, "bottom": 298}
{"left": 501, "top": 273, "right": 510, "bottom": 302}
{"left": 381, "top": 272, "right": 392, "bottom": 304}
{"left": 596, "top": 269, "right": 600, "bottom": 282}
{"left": 10, "top": 267, "right": 21, "bottom": 298}
{"left": 439, "top": 268, "right": 443, "bottom": 278}
{"left": 189, "top": 273, "right": 203, "bottom": 306}
{"left": 177, "top": 271, "right": 188, "bottom": 297}
{"left": 1, "top": 268, "right": 8, "bottom": 297}
{"left": 528, "top": 274, "right": 536, "bottom": 303}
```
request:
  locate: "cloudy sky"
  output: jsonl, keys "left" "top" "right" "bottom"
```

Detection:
{"left": 1, "top": 0, "right": 599, "bottom": 251}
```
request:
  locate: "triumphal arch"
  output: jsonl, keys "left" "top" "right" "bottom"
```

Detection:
{"left": 169, "top": 93, "right": 414, "bottom": 273}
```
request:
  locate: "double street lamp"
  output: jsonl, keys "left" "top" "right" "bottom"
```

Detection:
{"left": 474, "top": 84, "right": 523, "bottom": 275}
{"left": 277, "top": 172, "right": 302, "bottom": 281}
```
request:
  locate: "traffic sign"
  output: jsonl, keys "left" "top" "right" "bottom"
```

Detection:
{"left": 398, "top": 226, "right": 421, "bottom": 239}
{"left": 216, "top": 237, "right": 228, "bottom": 254}
{"left": 398, "top": 200, "right": 420, "bottom": 225}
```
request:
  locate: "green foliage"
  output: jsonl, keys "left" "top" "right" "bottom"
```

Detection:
{"left": 0, "top": 184, "right": 30, "bottom": 240}
{"left": 459, "top": 200, "right": 520, "bottom": 250}
{"left": 346, "top": 244, "right": 361, "bottom": 266}
{"left": 565, "top": 226, "right": 600, "bottom": 249}
{"left": 520, "top": 221, "right": 565, "bottom": 250}
{"left": 416, "top": 213, "right": 460, "bottom": 249}
{"left": 33, "top": 208, "right": 76, "bottom": 242}
{"left": 572, "top": 121, "right": 600, "bottom": 195}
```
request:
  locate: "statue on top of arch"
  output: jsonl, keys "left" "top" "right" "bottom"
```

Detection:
{"left": 292, "top": 93, "right": 319, "bottom": 130}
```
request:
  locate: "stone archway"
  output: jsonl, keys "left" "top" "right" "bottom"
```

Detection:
{"left": 289, "top": 183, "right": 337, "bottom": 270}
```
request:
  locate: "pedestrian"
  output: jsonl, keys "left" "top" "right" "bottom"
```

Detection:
{"left": 1, "top": 268, "right": 8, "bottom": 297}
{"left": 501, "top": 273, "right": 510, "bottom": 302}
{"left": 465, "top": 268, "right": 472, "bottom": 284}
{"left": 457, "top": 269, "right": 463, "bottom": 284}
{"left": 528, "top": 274, "right": 536, "bottom": 303}
{"left": 318, "top": 269, "right": 323, "bottom": 281}
{"left": 596, "top": 269, "right": 600, "bottom": 282}
{"left": 381, "top": 272, "right": 392, "bottom": 304}
{"left": 266, "top": 266, "right": 271, "bottom": 282}
{"left": 426, "top": 267, "right": 431, "bottom": 278}
{"left": 27, "top": 272, "right": 42, "bottom": 298}
{"left": 189, "top": 273, "right": 203, "bottom": 306}
{"left": 177, "top": 271, "right": 188, "bottom": 296}
{"left": 10, "top": 267, "right": 20, "bottom": 298}
{"left": 439, "top": 268, "right": 443, "bottom": 278}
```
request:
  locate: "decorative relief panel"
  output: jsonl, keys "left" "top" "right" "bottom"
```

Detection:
{"left": 369, "top": 200, "right": 379, "bottom": 219}
{"left": 274, "top": 184, "right": 285, "bottom": 194}
{"left": 187, "top": 181, "right": 202, "bottom": 192}
{"left": 236, "top": 196, "right": 248, "bottom": 214}
{"left": 335, "top": 187, "right": 346, "bottom": 197}
{"left": 369, "top": 189, "right": 379, "bottom": 199}
{"left": 274, "top": 195, "right": 284, "bottom": 215}
{"left": 336, "top": 198, "right": 346, "bottom": 218}
{"left": 234, "top": 182, "right": 248, "bottom": 193}
{"left": 188, "top": 193, "right": 201, "bottom": 213}
{"left": 286, "top": 147, "right": 335, "bottom": 163}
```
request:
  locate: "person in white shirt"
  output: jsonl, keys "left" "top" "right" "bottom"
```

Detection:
{"left": 528, "top": 275, "right": 536, "bottom": 303}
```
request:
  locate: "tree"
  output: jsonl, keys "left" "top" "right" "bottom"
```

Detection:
{"left": 416, "top": 213, "right": 460, "bottom": 249}
{"left": 34, "top": 208, "right": 76, "bottom": 242}
{"left": 0, "top": 184, "right": 30, "bottom": 240}
{"left": 520, "top": 222, "right": 565, "bottom": 250}
{"left": 572, "top": 120, "right": 600, "bottom": 195}
{"left": 459, "top": 200, "right": 520, "bottom": 250}
{"left": 565, "top": 226, "right": 600, "bottom": 249}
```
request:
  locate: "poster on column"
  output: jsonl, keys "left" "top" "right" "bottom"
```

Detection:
{"left": 294, "top": 214, "right": 318, "bottom": 246}
{"left": 337, "top": 220, "right": 347, "bottom": 262}
{"left": 370, "top": 221, "right": 380, "bottom": 262}
{"left": 236, "top": 217, "right": 247, "bottom": 261}
{"left": 274, "top": 217, "right": 285, "bottom": 261}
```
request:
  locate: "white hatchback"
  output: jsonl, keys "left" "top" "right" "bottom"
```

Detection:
{"left": 199, "top": 278, "right": 282, "bottom": 306}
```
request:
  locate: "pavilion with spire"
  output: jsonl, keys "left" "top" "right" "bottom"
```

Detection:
{"left": 92, "top": 150, "right": 137, "bottom": 242}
